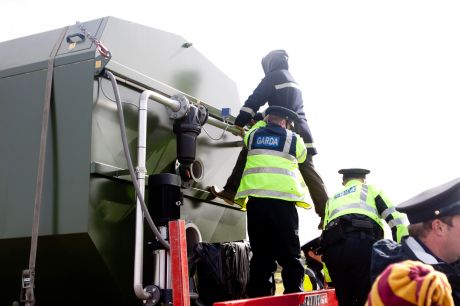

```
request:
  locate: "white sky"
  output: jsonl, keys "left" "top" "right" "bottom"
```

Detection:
{"left": 2, "top": 0, "right": 460, "bottom": 243}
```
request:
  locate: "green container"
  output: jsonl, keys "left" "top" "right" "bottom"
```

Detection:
{"left": 0, "top": 17, "right": 246, "bottom": 305}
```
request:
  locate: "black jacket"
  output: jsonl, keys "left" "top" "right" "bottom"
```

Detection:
{"left": 371, "top": 237, "right": 460, "bottom": 304}
{"left": 234, "top": 50, "right": 317, "bottom": 155}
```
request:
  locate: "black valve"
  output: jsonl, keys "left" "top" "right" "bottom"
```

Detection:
{"left": 172, "top": 105, "right": 208, "bottom": 186}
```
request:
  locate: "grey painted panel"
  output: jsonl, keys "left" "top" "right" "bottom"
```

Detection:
{"left": 0, "top": 70, "right": 48, "bottom": 238}
{"left": 52, "top": 59, "right": 94, "bottom": 234}
{"left": 0, "top": 28, "right": 65, "bottom": 78}
{"left": 102, "top": 17, "right": 241, "bottom": 115}
{"left": 0, "top": 59, "right": 95, "bottom": 238}
{"left": 0, "top": 18, "right": 106, "bottom": 78}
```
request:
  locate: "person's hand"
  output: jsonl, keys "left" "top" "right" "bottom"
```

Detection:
{"left": 253, "top": 112, "right": 264, "bottom": 122}
{"left": 232, "top": 125, "right": 245, "bottom": 136}
{"left": 248, "top": 119, "right": 256, "bottom": 128}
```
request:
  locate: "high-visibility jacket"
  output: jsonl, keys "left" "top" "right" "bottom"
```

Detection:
{"left": 303, "top": 265, "right": 333, "bottom": 291}
{"left": 323, "top": 179, "right": 408, "bottom": 242}
{"left": 235, "top": 121, "right": 310, "bottom": 209}
{"left": 323, "top": 262, "right": 332, "bottom": 284}
{"left": 303, "top": 267, "right": 323, "bottom": 291}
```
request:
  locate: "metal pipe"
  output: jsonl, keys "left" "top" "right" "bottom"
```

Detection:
{"left": 133, "top": 89, "right": 151, "bottom": 300}
{"left": 108, "top": 69, "right": 243, "bottom": 136}
{"left": 153, "top": 250, "right": 161, "bottom": 287}
{"left": 206, "top": 116, "right": 244, "bottom": 136}
{"left": 133, "top": 90, "right": 181, "bottom": 300}
{"left": 167, "top": 251, "right": 172, "bottom": 290}
{"left": 159, "top": 250, "right": 166, "bottom": 289}
{"left": 139, "top": 90, "right": 181, "bottom": 112}
{"left": 159, "top": 227, "right": 168, "bottom": 289}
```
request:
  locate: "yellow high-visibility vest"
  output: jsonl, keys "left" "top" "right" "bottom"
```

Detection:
{"left": 235, "top": 121, "right": 311, "bottom": 209}
{"left": 323, "top": 179, "right": 408, "bottom": 242}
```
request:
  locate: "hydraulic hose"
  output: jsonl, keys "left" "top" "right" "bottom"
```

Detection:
{"left": 105, "top": 70, "right": 170, "bottom": 250}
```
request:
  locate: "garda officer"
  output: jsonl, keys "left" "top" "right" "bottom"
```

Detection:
{"left": 210, "top": 50, "right": 328, "bottom": 224}
{"left": 234, "top": 106, "right": 310, "bottom": 297}
{"left": 371, "top": 177, "right": 460, "bottom": 304}
{"left": 321, "top": 168, "right": 408, "bottom": 306}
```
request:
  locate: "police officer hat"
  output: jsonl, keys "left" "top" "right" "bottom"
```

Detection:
{"left": 338, "top": 168, "right": 370, "bottom": 180}
{"left": 265, "top": 106, "right": 298, "bottom": 123}
{"left": 396, "top": 177, "right": 460, "bottom": 223}
{"left": 301, "top": 237, "right": 321, "bottom": 256}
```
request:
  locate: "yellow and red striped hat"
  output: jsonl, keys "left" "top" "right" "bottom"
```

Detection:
{"left": 366, "top": 260, "right": 453, "bottom": 306}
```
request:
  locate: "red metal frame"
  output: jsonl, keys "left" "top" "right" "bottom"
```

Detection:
{"left": 169, "top": 220, "right": 190, "bottom": 306}
{"left": 213, "top": 289, "right": 338, "bottom": 306}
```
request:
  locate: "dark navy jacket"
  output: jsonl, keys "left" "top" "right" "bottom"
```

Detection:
{"left": 234, "top": 50, "right": 317, "bottom": 155}
{"left": 371, "top": 237, "right": 460, "bottom": 304}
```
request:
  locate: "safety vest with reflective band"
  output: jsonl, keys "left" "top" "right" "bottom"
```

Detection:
{"left": 303, "top": 267, "right": 321, "bottom": 291}
{"left": 323, "top": 179, "right": 408, "bottom": 242}
{"left": 235, "top": 121, "right": 310, "bottom": 209}
{"left": 303, "top": 264, "right": 331, "bottom": 291}
{"left": 323, "top": 262, "right": 332, "bottom": 284}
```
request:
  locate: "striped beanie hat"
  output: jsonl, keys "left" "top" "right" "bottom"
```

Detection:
{"left": 366, "top": 260, "right": 453, "bottom": 306}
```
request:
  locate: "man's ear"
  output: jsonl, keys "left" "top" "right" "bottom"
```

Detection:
{"left": 432, "top": 219, "right": 448, "bottom": 235}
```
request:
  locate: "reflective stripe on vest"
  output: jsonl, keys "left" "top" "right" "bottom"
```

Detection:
{"left": 298, "top": 147, "right": 307, "bottom": 162}
{"left": 248, "top": 149, "right": 296, "bottom": 162}
{"left": 283, "top": 130, "right": 293, "bottom": 153}
{"left": 388, "top": 217, "right": 406, "bottom": 228}
{"left": 329, "top": 202, "right": 379, "bottom": 220}
{"left": 248, "top": 129, "right": 256, "bottom": 150}
{"left": 328, "top": 185, "right": 379, "bottom": 220}
{"left": 243, "top": 167, "right": 298, "bottom": 178}
{"left": 381, "top": 206, "right": 397, "bottom": 219}
{"left": 236, "top": 188, "right": 306, "bottom": 202}
{"left": 274, "top": 82, "right": 300, "bottom": 90}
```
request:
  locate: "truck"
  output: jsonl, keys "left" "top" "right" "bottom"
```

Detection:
{"left": 0, "top": 16, "right": 337, "bottom": 306}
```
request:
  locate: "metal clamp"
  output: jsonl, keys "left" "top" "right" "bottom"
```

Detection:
{"left": 135, "top": 166, "right": 147, "bottom": 179}
{"left": 20, "top": 269, "right": 34, "bottom": 303}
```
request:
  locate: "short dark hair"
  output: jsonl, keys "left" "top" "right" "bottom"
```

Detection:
{"left": 408, "top": 216, "right": 454, "bottom": 238}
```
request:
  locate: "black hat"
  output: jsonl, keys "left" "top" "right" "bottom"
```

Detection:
{"left": 301, "top": 237, "right": 320, "bottom": 255}
{"left": 338, "top": 168, "right": 370, "bottom": 180}
{"left": 396, "top": 177, "right": 460, "bottom": 223}
{"left": 265, "top": 106, "right": 298, "bottom": 123}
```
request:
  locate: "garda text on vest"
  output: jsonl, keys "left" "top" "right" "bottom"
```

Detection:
{"left": 255, "top": 135, "right": 280, "bottom": 148}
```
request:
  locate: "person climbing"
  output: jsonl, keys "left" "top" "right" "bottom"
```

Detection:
{"left": 209, "top": 49, "right": 328, "bottom": 224}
